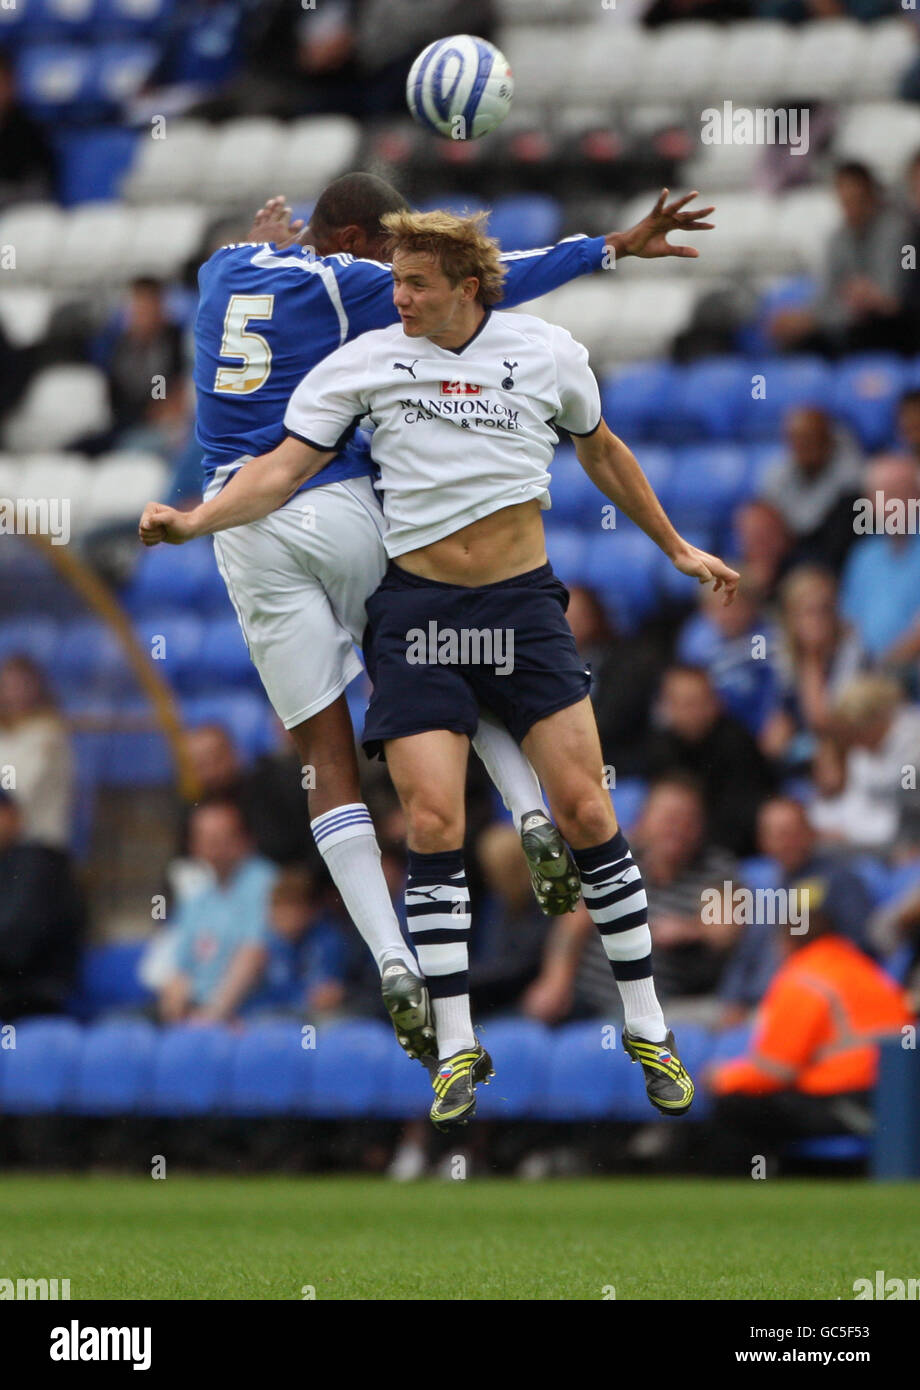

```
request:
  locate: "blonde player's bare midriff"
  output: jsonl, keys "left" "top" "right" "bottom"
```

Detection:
{"left": 393, "top": 498, "right": 546, "bottom": 587}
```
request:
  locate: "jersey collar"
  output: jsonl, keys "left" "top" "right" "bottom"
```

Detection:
{"left": 436, "top": 306, "right": 492, "bottom": 356}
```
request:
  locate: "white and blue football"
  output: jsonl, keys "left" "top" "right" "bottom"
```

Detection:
{"left": 406, "top": 35, "right": 513, "bottom": 141}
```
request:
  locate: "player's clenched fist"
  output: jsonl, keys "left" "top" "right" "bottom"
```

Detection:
{"left": 138, "top": 502, "right": 198, "bottom": 546}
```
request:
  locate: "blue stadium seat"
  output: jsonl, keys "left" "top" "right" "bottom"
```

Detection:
{"left": 94, "top": 0, "right": 174, "bottom": 39}
{"left": 123, "top": 540, "right": 223, "bottom": 616}
{"left": 671, "top": 359, "right": 750, "bottom": 440}
{"left": 75, "top": 1019, "right": 157, "bottom": 1114}
{"left": 0, "top": 1017, "right": 83, "bottom": 1114}
{"left": 786, "top": 1134, "right": 869, "bottom": 1162}
{"left": 16, "top": 44, "right": 93, "bottom": 122}
{"left": 378, "top": 1034, "right": 434, "bottom": 1119}
{"left": 54, "top": 618, "right": 133, "bottom": 694}
{"left": 70, "top": 941, "right": 153, "bottom": 1021}
{"left": 146, "top": 1024, "right": 235, "bottom": 1115}
{"left": 228, "top": 1022, "right": 310, "bottom": 1116}
{"left": 610, "top": 776, "right": 648, "bottom": 832}
{"left": 739, "top": 276, "right": 817, "bottom": 357}
{"left": 831, "top": 353, "right": 905, "bottom": 452}
{"left": 474, "top": 1018, "right": 552, "bottom": 1119}
{"left": 580, "top": 530, "right": 663, "bottom": 633}
{"left": 25, "top": 0, "right": 98, "bottom": 42}
{"left": 181, "top": 692, "right": 276, "bottom": 759}
{"left": 55, "top": 126, "right": 139, "bottom": 204}
{"left": 543, "top": 527, "right": 590, "bottom": 588}
{"left": 195, "top": 614, "right": 258, "bottom": 690}
{"left": 743, "top": 441, "right": 784, "bottom": 495}
{"left": 738, "top": 855, "right": 781, "bottom": 892}
{"left": 544, "top": 1021, "right": 623, "bottom": 1120}
{"left": 88, "top": 40, "right": 159, "bottom": 111}
{"left": 0, "top": 616, "right": 60, "bottom": 666}
{"left": 549, "top": 443, "right": 602, "bottom": 527}
{"left": 634, "top": 445, "right": 674, "bottom": 500}
{"left": 298, "top": 1020, "right": 391, "bottom": 1118}
{"left": 600, "top": 362, "right": 679, "bottom": 443}
{"left": 131, "top": 610, "right": 204, "bottom": 692}
{"left": 669, "top": 445, "right": 749, "bottom": 530}
{"left": 737, "top": 355, "right": 833, "bottom": 441}
{"left": 489, "top": 194, "right": 562, "bottom": 252}
{"left": 707, "top": 1023, "right": 754, "bottom": 1063}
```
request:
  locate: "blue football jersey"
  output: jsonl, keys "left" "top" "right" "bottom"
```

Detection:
{"left": 194, "top": 233, "right": 606, "bottom": 497}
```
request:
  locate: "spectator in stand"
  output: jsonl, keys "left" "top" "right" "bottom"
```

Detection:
{"left": 645, "top": 665, "right": 776, "bottom": 856}
{"left": 702, "top": 902, "right": 913, "bottom": 1174}
{"left": 566, "top": 584, "right": 678, "bottom": 779}
{"left": 759, "top": 407, "right": 864, "bottom": 573}
{"left": 718, "top": 796, "right": 874, "bottom": 1025}
{"left": 180, "top": 723, "right": 318, "bottom": 868}
{"left": 897, "top": 389, "right": 920, "bottom": 469}
{"left": 808, "top": 674, "right": 920, "bottom": 850}
{"left": 675, "top": 574, "right": 781, "bottom": 737}
{"left": 158, "top": 799, "right": 276, "bottom": 1024}
{"left": 769, "top": 162, "right": 912, "bottom": 357}
{"left": 524, "top": 775, "right": 740, "bottom": 1026}
{"left": 838, "top": 455, "right": 920, "bottom": 665}
{"left": 760, "top": 566, "right": 865, "bottom": 770}
{"left": 98, "top": 279, "right": 184, "bottom": 433}
{"left": 469, "top": 823, "right": 552, "bottom": 1016}
{"left": 0, "top": 51, "right": 55, "bottom": 204}
{"left": 731, "top": 499, "right": 794, "bottom": 601}
{"left": 247, "top": 865, "right": 352, "bottom": 1018}
{"left": 0, "top": 654, "right": 73, "bottom": 850}
{"left": 0, "top": 790, "right": 85, "bottom": 1020}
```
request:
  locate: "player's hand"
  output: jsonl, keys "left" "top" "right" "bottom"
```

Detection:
{"left": 609, "top": 188, "right": 716, "bottom": 261}
{"left": 139, "top": 502, "right": 199, "bottom": 547}
{"left": 669, "top": 542, "right": 740, "bottom": 604}
{"left": 247, "top": 194, "right": 305, "bottom": 249}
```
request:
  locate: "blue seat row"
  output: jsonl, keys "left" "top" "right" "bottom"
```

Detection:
{"left": 0, "top": 1016, "right": 746, "bottom": 1121}
{"left": 0, "top": 0, "right": 175, "bottom": 45}
{"left": 602, "top": 352, "right": 915, "bottom": 452}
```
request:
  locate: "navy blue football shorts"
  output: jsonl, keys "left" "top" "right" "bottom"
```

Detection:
{"left": 361, "top": 560, "right": 591, "bottom": 760}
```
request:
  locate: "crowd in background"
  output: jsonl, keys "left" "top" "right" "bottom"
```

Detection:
{"left": 1, "top": 0, "right": 920, "bottom": 1168}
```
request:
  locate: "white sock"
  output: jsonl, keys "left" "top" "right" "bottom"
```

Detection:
{"left": 471, "top": 707, "right": 544, "bottom": 824}
{"left": 618, "top": 976, "right": 668, "bottom": 1042}
{"left": 310, "top": 803, "right": 415, "bottom": 976}
{"left": 433, "top": 994, "right": 476, "bottom": 1059}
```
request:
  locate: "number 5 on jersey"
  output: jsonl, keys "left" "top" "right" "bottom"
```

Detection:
{"left": 214, "top": 294, "right": 275, "bottom": 394}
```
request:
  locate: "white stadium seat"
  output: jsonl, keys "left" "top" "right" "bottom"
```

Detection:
{"left": 517, "top": 274, "right": 696, "bottom": 365}
{"left": 570, "top": 24, "right": 648, "bottom": 106}
{"left": 781, "top": 20, "right": 866, "bottom": 103}
{"left": 127, "top": 203, "right": 208, "bottom": 280}
{"left": 51, "top": 203, "right": 133, "bottom": 289}
{"left": 0, "top": 203, "right": 60, "bottom": 284}
{"left": 714, "top": 23, "right": 796, "bottom": 104}
{"left": 18, "top": 454, "right": 93, "bottom": 538}
{"left": 853, "top": 18, "right": 914, "bottom": 102}
{"left": 86, "top": 452, "right": 170, "bottom": 528}
{"left": 0, "top": 454, "right": 18, "bottom": 500}
{"left": 775, "top": 188, "right": 841, "bottom": 276}
{"left": 200, "top": 117, "right": 286, "bottom": 205}
{"left": 0, "top": 287, "right": 54, "bottom": 348}
{"left": 274, "top": 117, "right": 363, "bottom": 201}
{"left": 641, "top": 24, "right": 723, "bottom": 105}
{"left": 834, "top": 101, "right": 920, "bottom": 186}
{"left": 683, "top": 137, "right": 762, "bottom": 194}
{"left": 3, "top": 366, "right": 112, "bottom": 453}
{"left": 122, "top": 121, "right": 213, "bottom": 203}
{"left": 495, "top": 25, "right": 576, "bottom": 109}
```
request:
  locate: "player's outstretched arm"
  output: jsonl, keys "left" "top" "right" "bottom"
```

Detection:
{"left": 138, "top": 437, "right": 333, "bottom": 546}
{"left": 606, "top": 188, "right": 716, "bottom": 262}
{"left": 572, "top": 421, "right": 740, "bottom": 604}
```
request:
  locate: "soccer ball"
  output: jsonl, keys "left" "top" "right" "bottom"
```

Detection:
{"left": 406, "top": 35, "right": 513, "bottom": 141}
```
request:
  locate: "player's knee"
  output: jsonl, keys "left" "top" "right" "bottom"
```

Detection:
{"left": 403, "top": 798, "right": 464, "bottom": 854}
{"left": 553, "top": 786, "right": 617, "bottom": 849}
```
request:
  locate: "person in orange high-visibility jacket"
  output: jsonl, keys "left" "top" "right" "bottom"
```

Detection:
{"left": 699, "top": 879, "right": 914, "bottom": 1173}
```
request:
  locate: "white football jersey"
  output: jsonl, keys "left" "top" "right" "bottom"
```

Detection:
{"left": 283, "top": 308, "right": 602, "bottom": 557}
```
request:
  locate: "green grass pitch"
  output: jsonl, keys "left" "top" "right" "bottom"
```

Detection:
{"left": 1, "top": 1175, "right": 918, "bottom": 1300}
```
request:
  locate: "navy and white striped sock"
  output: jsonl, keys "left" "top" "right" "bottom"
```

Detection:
{"left": 405, "top": 848, "right": 474, "bottom": 1058}
{"left": 310, "top": 803, "right": 413, "bottom": 974}
{"left": 572, "top": 830, "right": 667, "bottom": 1041}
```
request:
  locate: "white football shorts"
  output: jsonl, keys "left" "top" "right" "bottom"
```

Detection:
{"left": 207, "top": 470, "right": 388, "bottom": 729}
